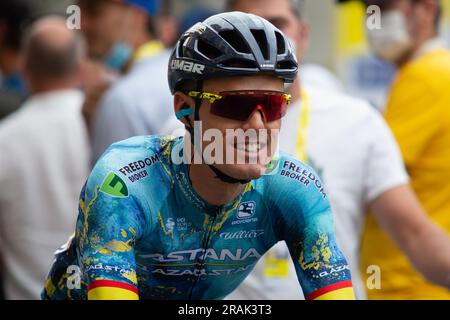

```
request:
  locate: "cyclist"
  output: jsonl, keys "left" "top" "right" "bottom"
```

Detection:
{"left": 41, "top": 11, "right": 355, "bottom": 300}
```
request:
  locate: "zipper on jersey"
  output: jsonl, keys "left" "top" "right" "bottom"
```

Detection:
{"left": 188, "top": 206, "right": 222, "bottom": 299}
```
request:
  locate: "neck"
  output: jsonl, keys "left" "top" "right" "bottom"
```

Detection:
{"left": 134, "top": 31, "right": 152, "bottom": 51}
{"left": 184, "top": 139, "right": 245, "bottom": 207}
{"left": 121, "top": 32, "right": 152, "bottom": 72}
{"left": 28, "top": 78, "right": 78, "bottom": 96}
{"left": 397, "top": 32, "right": 437, "bottom": 67}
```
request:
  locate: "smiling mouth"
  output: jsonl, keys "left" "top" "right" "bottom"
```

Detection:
{"left": 234, "top": 142, "right": 267, "bottom": 153}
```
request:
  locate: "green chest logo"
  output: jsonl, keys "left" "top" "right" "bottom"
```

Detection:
{"left": 100, "top": 172, "right": 129, "bottom": 198}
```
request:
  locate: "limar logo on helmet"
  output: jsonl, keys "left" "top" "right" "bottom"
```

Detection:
{"left": 171, "top": 59, "right": 205, "bottom": 74}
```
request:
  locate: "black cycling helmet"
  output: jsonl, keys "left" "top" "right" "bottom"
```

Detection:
{"left": 168, "top": 11, "right": 298, "bottom": 94}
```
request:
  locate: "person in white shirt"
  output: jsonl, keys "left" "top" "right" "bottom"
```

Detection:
{"left": 0, "top": 16, "right": 91, "bottom": 299}
{"left": 225, "top": 0, "right": 450, "bottom": 299}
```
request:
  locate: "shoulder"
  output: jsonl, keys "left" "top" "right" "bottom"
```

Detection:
{"left": 408, "top": 49, "right": 450, "bottom": 74}
{"left": 105, "top": 51, "right": 171, "bottom": 100}
{"left": 256, "top": 153, "right": 333, "bottom": 235}
{"left": 399, "top": 49, "right": 450, "bottom": 89}
{"left": 98, "top": 52, "right": 173, "bottom": 118}
{"left": 259, "top": 152, "right": 328, "bottom": 203}
{"left": 88, "top": 135, "right": 178, "bottom": 197}
{"left": 0, "top": 101, "right": 36, "bottom": 146}
{"left": 307, "top": 86, "right": 383, "bottom": 128}
{"left": 308, "top": 86, "right": 371, "bottom": 112}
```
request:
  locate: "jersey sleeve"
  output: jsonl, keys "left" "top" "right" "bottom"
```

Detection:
{"left": 76, "top": 152, "right": 148, "bottom": 300}
{"left": 268, "top": 157, "right": 355, "bottom": 300}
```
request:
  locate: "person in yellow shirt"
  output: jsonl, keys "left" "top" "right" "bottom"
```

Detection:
{"left": 361, "top": 0, "right": 450, "bottom": 299}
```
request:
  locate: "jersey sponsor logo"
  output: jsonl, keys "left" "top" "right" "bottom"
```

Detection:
{"left": 140, "top": 248, "right": 261, "bottom": 262}
{"left": 318, "top": 264, "right": 350, "bottom": 278}
{"left": 175, "top": 217, "right": 192, "bottom": 232}
{"left": 232, "top": 201, "right": 258, "bottom": 225}
{"left": 237, "top": 201, "right": 256, "bottom": 219}
{"left": 219, "top": 229, "right": 264, "bottom": 240}
{"left": 150, "top": 264, "right": 255, "bottom": 277}
{"left": 100, "top": 172, "right": 128, "bottom": 198}
{"left": 281, "top": 160, "right": 327, "bottom": 198}
{"left": 85, "top": 263, "right": 134, "bottom": 277}
{"left": 171, "top": 59, "right": 205, "bottom": 74}
{"left": 127, "top": 170, "right": 148, "bottom": 183}
{"left": 118, "top": 155, "right": 160, "bottom": 183}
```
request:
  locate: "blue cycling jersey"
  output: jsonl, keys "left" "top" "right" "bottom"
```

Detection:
{"left": 42, "top": 135, "right": 353, "bottom": 300}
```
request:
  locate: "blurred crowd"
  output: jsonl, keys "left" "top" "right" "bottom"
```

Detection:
{"left": 0, "top": 0, "right": 450, "bottom": 300}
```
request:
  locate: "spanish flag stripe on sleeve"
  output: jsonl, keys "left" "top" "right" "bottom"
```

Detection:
{"left": 88, "top": 280, "right": 139, "bottom": 300}
{"left": 306, "top": 280, "right": 354, "bottom": 300}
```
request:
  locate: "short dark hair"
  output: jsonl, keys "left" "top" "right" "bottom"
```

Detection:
{"left": 225, "top": 0, "right": 305, "bottom": 20}
{"left": 23, "top": 20, "right": 85, "bottom": 81}
{"left": 0, "top": 0, "right": 33, "bottom": 50}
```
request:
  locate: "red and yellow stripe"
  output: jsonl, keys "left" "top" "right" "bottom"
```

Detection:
{"left": 88, "top": 280, "right": 139, "bottom": 300}
{"left": 306, "top": 280, "right": 355, "bottom": 300}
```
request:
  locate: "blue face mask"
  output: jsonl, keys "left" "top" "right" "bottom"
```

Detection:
{"left": 1, "top": 73, "right": 27, "bottom": 97}
{"left": 103, "top": 42, "right": 133, "bottom": 71}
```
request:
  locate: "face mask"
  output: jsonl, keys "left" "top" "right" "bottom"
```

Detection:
{"left": 366, "top": 10, "right": 413, "bottom": 63}
{"left": 103, "top": 42, "right": 133, "bottom": 71}
{"left": 2, "top": 73, "right": 27, "bottom": 97}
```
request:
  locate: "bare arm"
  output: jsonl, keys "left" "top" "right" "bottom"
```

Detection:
{"left": 370, "top": 184, "right": 450, "bottom": 289}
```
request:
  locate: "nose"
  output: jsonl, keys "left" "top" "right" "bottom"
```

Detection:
{"left": 242, "top": 106, "right": 266, "bottom": 130}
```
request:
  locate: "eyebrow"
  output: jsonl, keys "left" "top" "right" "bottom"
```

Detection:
{"left": 266, "top": 16, "right": 290, "bottom": 29}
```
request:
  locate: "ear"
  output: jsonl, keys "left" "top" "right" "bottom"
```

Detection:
{"left": 174, "top": 92, "right": 195, "bottom": 127}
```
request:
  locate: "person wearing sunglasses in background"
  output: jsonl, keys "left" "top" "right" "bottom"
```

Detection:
{"left": 41, "top": 12, "right": 356, "bottom": 300}
{"left": 225, "top": 0, "right": 450, "bottom": 300}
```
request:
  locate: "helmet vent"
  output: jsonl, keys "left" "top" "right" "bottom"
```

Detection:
{"left": 250, "top": 29, "right": 269, "bottom": 60}
{"left": 277, "top": 60, "right": 297, "bottom": 70}
{"left": 220, "top": 58, "right": 258, "bottom": 69}
{"left": 178, "top": 36, "right": 191, "bottom": 57}
{"left": 275, "top": 31, "right": 286, "bottom": 54}
{"left": 197, "top": 39, "right": 223, "bottom": 59}
{"left": 219, "top": 30, "right": 251, "bottom": 54}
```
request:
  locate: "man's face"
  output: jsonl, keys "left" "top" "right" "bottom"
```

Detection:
{"left": 185, "top": 75, "right": 284, "bottom": 181}
{"left": 365, "top": 0, "right": 435, "bottom": 58}
{"left": 78, "top": 0, "right": 133, "bottom": 60}
{"left": 230, "top": 0, "right": 307, "bottom": 62}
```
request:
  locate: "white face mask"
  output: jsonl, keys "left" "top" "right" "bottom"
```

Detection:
{"left": 366, "top": 10, "right": 413, "bottom": 63}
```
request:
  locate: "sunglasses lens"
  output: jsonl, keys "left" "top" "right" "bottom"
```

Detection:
{"left": 210, "top": 92, "right": 288, "bottom": 122}
{"left": 264, "top": 95, "right": 288, "bottom": 121}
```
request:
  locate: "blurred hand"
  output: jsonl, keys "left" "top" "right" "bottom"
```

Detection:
{"left": 80, "top": 59, "right": 119, "bottom": 134}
